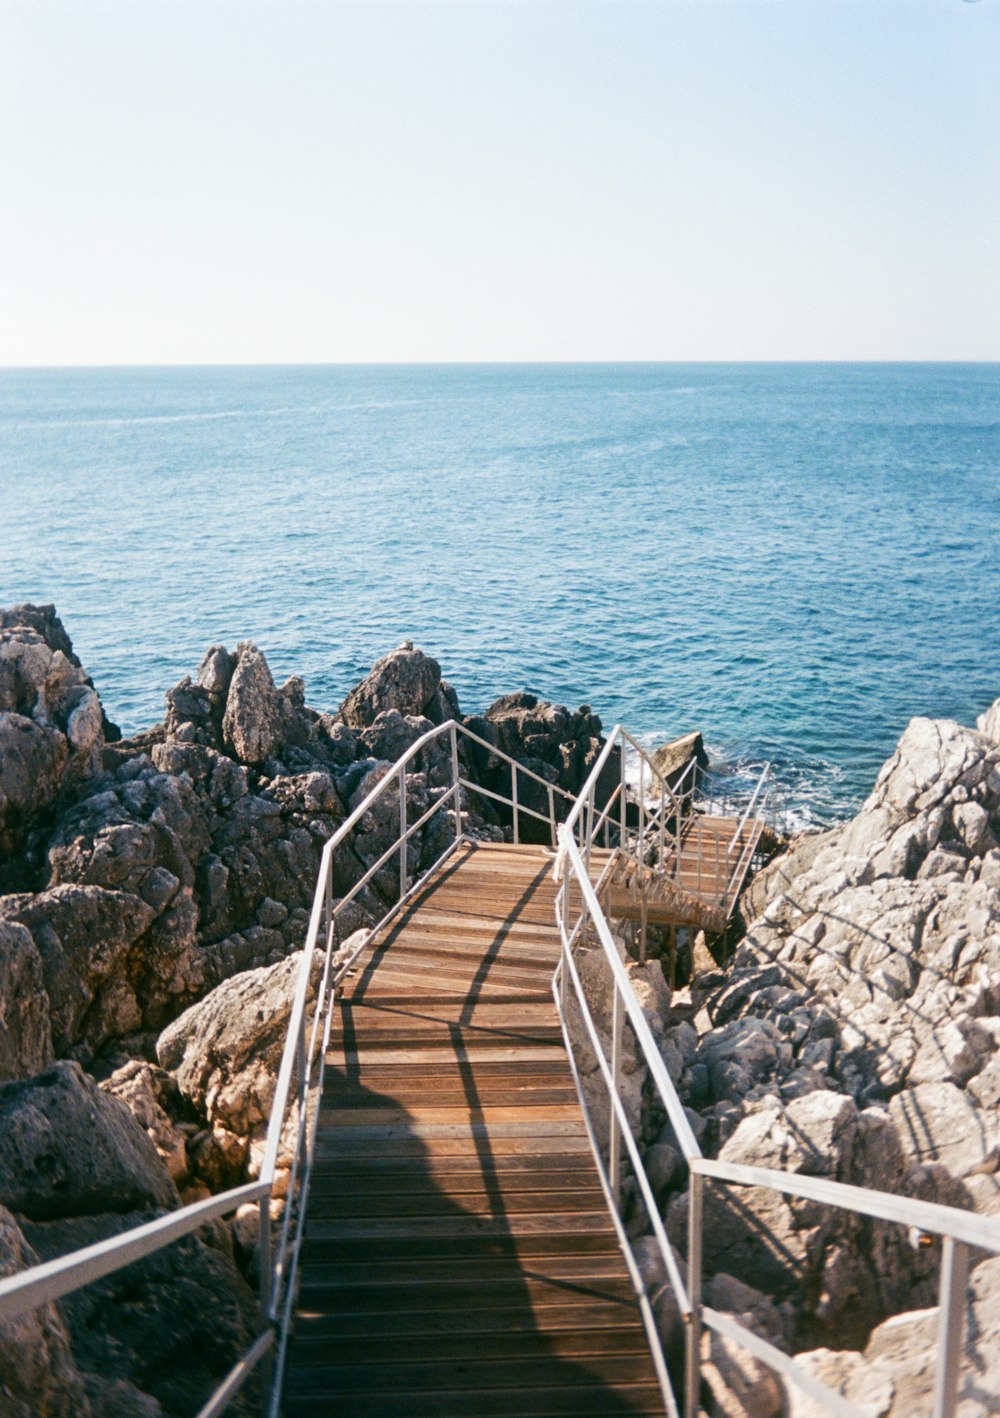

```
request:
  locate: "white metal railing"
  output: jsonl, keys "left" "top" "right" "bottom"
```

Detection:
{"left": 0, "top": 717, "right": 583, "bottom": 1417}
{"left": 551, "top": 789, "right": 1000, "bottom": 1418}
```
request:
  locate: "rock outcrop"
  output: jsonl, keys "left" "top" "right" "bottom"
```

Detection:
{"left": 0, "top": 606, "right": 109, "bottom": 888}
{"left": 0, "top": 1204, "right": 93, "bottom": 1418}
{"left": 0, "top": 1061, "right": 177, "bottom": 1220}
{"left": 619, "top": 699, "right": 1000, "bottom": 1408}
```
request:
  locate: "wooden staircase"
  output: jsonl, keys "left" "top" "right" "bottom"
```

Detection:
{"left": 604, "top": 812, "right": 769, "bottom": 934}
{"left": 283, "top": 842, "right": 666, "bottom": 1416}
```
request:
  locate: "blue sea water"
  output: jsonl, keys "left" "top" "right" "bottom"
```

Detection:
{"left": 1, "top": 363, "right": 998, "bottom": 825}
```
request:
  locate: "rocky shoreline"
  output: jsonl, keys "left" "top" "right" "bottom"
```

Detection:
{"left": 2, "top": 603, "right": 999, "bottom": 1417}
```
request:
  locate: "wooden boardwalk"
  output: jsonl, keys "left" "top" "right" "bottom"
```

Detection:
{"left": 283, "top": 841, "right": 667, "bottom": 1417}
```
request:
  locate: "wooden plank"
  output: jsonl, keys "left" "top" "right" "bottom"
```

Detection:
{"left": 283, "top": 1383, "right": 666, "bottom": 1417}
{"left": 289, "top": 1325, "right": 652, "bottom": 1365}
{"left": 332, "top": 1045, "right": 568, "bottom": 1065}
{"left": 313, "top": 1133, "right": 593, "bottom": 1159}
{"left": 285, "top": 1353, "right": 660, "bottom": 1395}
{"left": 306, "top": 1189, "right": 609, "bottom": 1218}
{"left": 300, "top": 1248, "right": 629, "bottom": 1278}
{"left": 292, "top": 1299, "right": 642, "bottom": 1340}
{"left": 319, "top": 1104, "right": 583, "bottom": 1127}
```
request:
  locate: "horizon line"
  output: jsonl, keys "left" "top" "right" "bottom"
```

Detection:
{"left": 2, "top": 357, "right": 999, "bottom": 372}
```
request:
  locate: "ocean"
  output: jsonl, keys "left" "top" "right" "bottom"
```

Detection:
{"left": 1, "top": 362, "right": 998, "bottom": 825}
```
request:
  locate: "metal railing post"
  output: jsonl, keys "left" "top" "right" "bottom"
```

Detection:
{"left": 324, "top": 859, "right": 333, "bottom": 954}
{"left": 685, "top": 1172, "right": 703, "bottom": 1418}
{"left": 609, "top": 982, "right": 623, "bottom": 1210}
{"left": 638, "top": 761, "right": 646, "bottom": 862}
{"left": 548, "top": 785, "right": 556, "bottom": 849}
{"left": 258, "top": 1189, "right": 273, "bottom": 1416}
{"left": 398, "top": 764, "right": 407, "bottom": 899}
{"left": 450, "top": 725, "right": 461, "bottom": 843}
{"left": 511, "top": 763, "right": 519, "bottom": 845}
{"left": 559, "top": 899, "right": 569, "bottom": 1015}
{"left": 585, "top": 789, "right": 594, "bottom": 875}
{"left": 933, "top": 1237, "right": 970, "bottom": 1418}
{"left": 619, "top": 736, "right": 627, "bottom": 846}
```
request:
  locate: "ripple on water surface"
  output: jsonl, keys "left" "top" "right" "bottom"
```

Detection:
{"left": 1, "top": 362, "right": 998, "bottom": 825}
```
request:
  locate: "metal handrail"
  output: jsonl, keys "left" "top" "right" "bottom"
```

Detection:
{"left": 0, "top": 715, "right": 579, "bottom": 1418}
{"left": 552, "top": 816, "right": 1000, "bottom": 1418}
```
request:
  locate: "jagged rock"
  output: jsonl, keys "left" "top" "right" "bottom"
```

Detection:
{"left": 222, "top": 641, "right": 283, "bottom": 765}
{"left": 84, "top": 1375, "right": 164, "bottom": 1418}
{"left": 977, "top": 695, "right": 1000, "bottom": 743}
{"left": 0, "top": 1061, "right": 177, "bottom": 1219}
{"left": 668, "top": 1092, "right": 940, "bottom": 1346}
{"left": 483, "top": 692, "right": 612, "bottom": 796}
{"left": 789, "top": 1255, "right": 1000, "bottom": 1416}
{"left": 1, "top": 884, "right": 155, "bottom": 1056}
{"left": 0, "top": 1204, "right": 93, "bottom": 1418}
{"left": 650, "top": 730, "right": 708, "bottom": 789}
{"left": 101, "top": 1061, "right": 190, "bottom": 1183}
{"left": 157, "top": 950, "right": 322, "bottom": 1141}
{"left": 341, "top": 643, "right": 443, "bottom": 729}
{"left": 196, "top": 645, "right": 236, "bottom": 702}
{"left": 889, "top": 1081, "right": 1000, "bottom": 1177}
{"left": 0, "top": 610, "right": 109, "bottom": 877}
{"left": 358, "top": 709, "right": 434, "bottom": 762}
{"left": 0, "top": 918, "right": 53, "bottom": 1081}
{"left": 22, "top": 1209, "right": 254, "bottom": 1418}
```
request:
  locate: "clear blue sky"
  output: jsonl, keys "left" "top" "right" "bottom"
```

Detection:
{"left": 2, "top": 0, "right": 998, "bottom": 363}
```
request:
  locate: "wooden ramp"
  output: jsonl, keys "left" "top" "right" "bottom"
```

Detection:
{"left": 283, "top": 841, "right": 666, "bottom": 1417}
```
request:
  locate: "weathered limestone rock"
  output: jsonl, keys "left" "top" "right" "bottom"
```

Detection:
{"left": 157, "top": 950, "right": 322, "bottom": 1140}
{"left": 650, "top": 730, "right": 708, "bottom": 788}
{"left": 0, "top": 1204, "right": 92, "bottom": 1418}
{"left": 0, "top": 918, "right": 53, "bottom": 1081}
{"left": 668, "top": 1092, "right": 940, "bottom": 1345}
{"left": 1, "top": 884, "right": 156, "bottom": 1056}
{"left": 22, "top": 1210, "right": 253, "bottom": 1418}
{"left": 0, "top": 609, "right": 109, "bottom": 876}
{"left": 340, "top": 642, "right": 443, "bottom": 729}
{"left": 977, "top": 695, "right": 1000, "bottom": 744}
{"left": 888, "top": 1081, "right": 1000, "bottom": 1178}
{"left": 222, "top": 641, "right": 284, "bottom": 765}
{"left": 0, "top": 1061, "right": 177, "bottom": 1219}
{"left": 101, "top": 1061, "right": 190, "bottom": 1183}
{"left": 789, "top": 1255, "right": 1000, "bottom": 1417}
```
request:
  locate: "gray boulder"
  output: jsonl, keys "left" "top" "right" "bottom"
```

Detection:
{"left": 0, "top": 1061, "right": 177, "bottom": 1219}
{"left": 0, "top": 918, "right": 53, "bottom": 1082}
{"left": 789, "top": 1254, "right": 1000, "bottom": 1417}
{"left": 888, "top": 1081, "right": 1000, "bottom": 1178}
{"left": 0, "top": 1204, "right": 92, "bottom": 1418}
{"left": 340, "top": 642, "right": 443, "bottom": 729}
{"left": 1, "top": 884, "right": 155, "bottom": 1056}
{"left": 0, "top": 609, "right": 108, "bottom": 875}
{"left": 157, "top": 949, "right": 323, "bottom": 1142}
{"left": 222, "top": 641, "right": 283, "bottom": 765}
{"left": 22, "top": 1209, "right": 252, "bottom": 1418}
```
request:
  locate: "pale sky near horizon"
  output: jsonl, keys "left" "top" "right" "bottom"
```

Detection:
{"left": 2, "top": 0, "right": 999, "bottom": 365}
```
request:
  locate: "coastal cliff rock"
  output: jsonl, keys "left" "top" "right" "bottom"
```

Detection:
{"left": 0, "top": 607, "right": 109, "bottom": 888}
{"left": 0, "top": 1061, "right": 177, "bottom": 1220}
{"left": 632, "top": 697, "right": 1000, "bottom": 1395}
{"left": 21, "top": 1210, "right": 252, "bottom": 1418}
{"left": 340, "top": 641, "right": 458, "bottom": 729}
{"left": 0, "top": 918, "right": 53, "bottom": 1081}
{"left": 156, "top": 950, "right": 323, "bottom": 1188}
{"left": 0, "top": 1204, "right": 93, "bottom": 1418}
